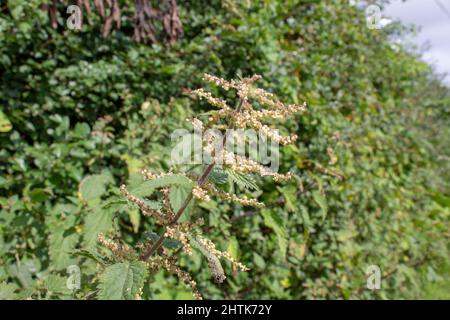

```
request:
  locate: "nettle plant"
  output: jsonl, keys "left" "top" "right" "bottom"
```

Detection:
{"left": 93, "top": 74, "right": 306, "bottom": 300}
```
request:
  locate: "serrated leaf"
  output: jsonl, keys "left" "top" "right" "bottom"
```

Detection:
{"left": 73, "top": 249, "right": 108, "bottom": 265}
{"left": 0, "top": 282, "right": 18, "bottom": 300}
{"left": 209, "top": 167, "right": 228, "bottom": 185}
{"left": 45, "top": 274, "right": 71, "bottom": 295}
{"left": 170, "top": 184, "right": 193, "bottom": 216}
{"left": 83, "top": 207, "right": 114, "bottom": 248}
{"left": 98, "top": 261, "right": 148, "bottom": 300}
{"left": 225, "top": 169, "right": 259, "bottom": 191}
{"left": 49, "top": 228, "right": 79, "bottom": 270}
{"left": 130, "top": 175, "right": 195, "bottom": 198}
{"left": 312, "top": 190, "right": 328, "bottom": 222}
{"left": 79, "top": 174, "right": 111, "bottom": 202}
{"left": 261, "top": 209, "right": 287, "bottom": 259}
{"left": 143, "top": 232, "right": 181, "bottom": 249}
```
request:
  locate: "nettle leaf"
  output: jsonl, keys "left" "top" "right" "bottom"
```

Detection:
{"left": 261, "top": 209, "right": 287, "bottom": 259}
{"left": 312, "top": 190, "right": 328, "bottom": 222}
{"left": 83, "top": 207, "right": 115, "bottom": 248}
{"left": 170, "top": 184, "right": 193, "bottom": 218}
{"left": 130, "top": 175, "right": 195, "bottom": 198}
{"left": 45, "top": 274, "right": 71, "bottom": 295}
{"left": 144, "top": 232, "right": 181, "bottom": 249}
{"left": 97, "top": 261, "right": 148, "bottom": 300}
{"left": 225, "top": 169, "right": 259, "bottom": 191}
{"left": 79, "top": 173, "right": 112, "bottom": 202}
{"left": 0, "top": 282, "right": 18, "bottom": 300}
{"left": 73, "top": 249, "right": 108, "bottom": 266}
{"left": 49, "top": 228, "right": 79, "bottom": 270}
{"left": 209, "top": 167, "right": 228, "bottom": 185}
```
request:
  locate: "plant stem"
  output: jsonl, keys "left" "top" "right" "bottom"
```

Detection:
{"left": 140, "top": 98, "right": 244, "bottom": 261}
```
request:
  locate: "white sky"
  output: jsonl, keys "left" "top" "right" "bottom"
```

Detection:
{"left": 384, "top": 0, "right": 450, "bottom": 85}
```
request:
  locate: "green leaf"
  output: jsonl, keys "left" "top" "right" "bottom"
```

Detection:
{"left": 130, "top": 175, "right": 195, "bottom": 198}
{"left": 83, "top": 207, "right": 115, "bottom": 248}
{"left": 277, "top": 185, "right": 297, "bottom": 212}
{"left": 49, "top": 228, "right": 79, "bottom": 270}
{"left": 98, "top": 261, "right": 148, "bottom": 300}
{"left": 73, "top": 249, "right": 108, "bottom": 266}
{"left": 312, "top": 190, "right": 328, "bottom": 222}
{"left": 0, "top": 111, "right": 12, "bottom": 132}
{"left": 0, "top": 282, "right": 18, "bottom": 300}
{"left": 143, "top": 232, "right": 181, "bottom": 249}
{"left": 128, "top": 208, "right": 140, "bottom": 233}
{"left": 79, "top": 174, "right": 111, "bottom": 202}
{"left": 299, "top": 204, "right": 311, "bottom": 230}
{"left": 261, "top": 209, "right": 287, "bottom": 259}
{"left": 432, "top": 193, "right": 450, "bottom": 208}
{"left": 170, "top": 184, "right": 193, "bottom": 214}
{"left": 253, "top": 252, "right": 266, "bottom": 269}
{"left": 28, "top": 188, "right": 51, "bottom": 203}
{"left": 209, "top": 167, "right": 228, "bottom": 185}
{"left": 45, "top": 274, "right": 71, "bottom": 295}
{"left": 73, "top": 122, "right": 91, "bottom": 138}
{"left": 225, "top": 168, "right": 259, "bottom": 191}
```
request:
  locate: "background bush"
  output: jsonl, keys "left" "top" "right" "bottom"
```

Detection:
{"left": 0, "top": 0, "right": 448, "bottom": 299}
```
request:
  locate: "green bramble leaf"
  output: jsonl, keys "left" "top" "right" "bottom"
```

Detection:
{"left": 97, "top": 261, "right": 148, "bottom": 300}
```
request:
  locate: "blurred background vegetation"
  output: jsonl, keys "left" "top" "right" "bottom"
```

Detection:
{"left": 0, "top": 0, "right": 449, "bottom": 299}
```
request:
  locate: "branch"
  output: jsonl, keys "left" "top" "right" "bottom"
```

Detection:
{"left": 140, "top": 98, "right": 245, "bottom": 261}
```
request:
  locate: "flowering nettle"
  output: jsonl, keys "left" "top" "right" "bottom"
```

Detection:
{"left": 98, "top": 74, "right": 306, "bottom": 299}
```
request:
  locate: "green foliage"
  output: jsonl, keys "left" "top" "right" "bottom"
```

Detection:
{"left": 98, "top": 261, "right": 148, "bottom": 300}
{"left": 0, "top": 0, "right": 448, "bottom": 300}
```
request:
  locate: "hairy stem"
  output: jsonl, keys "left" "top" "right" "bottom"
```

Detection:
{"left": 140, "top": 98, "right": 244, "bottom": 261}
